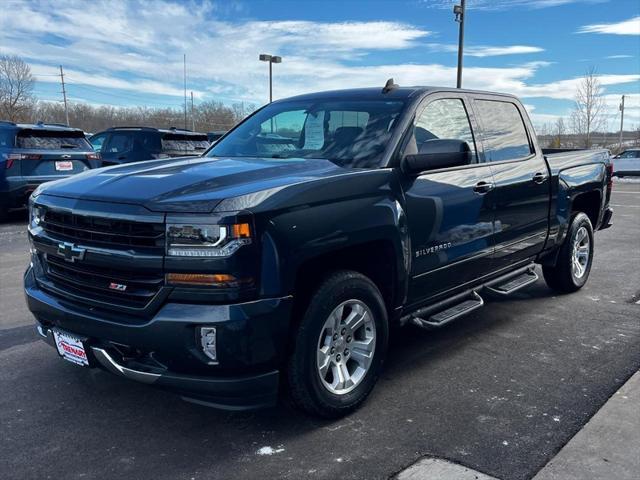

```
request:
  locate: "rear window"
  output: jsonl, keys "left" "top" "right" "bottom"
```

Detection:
{"left": 17, "top": 130, "right": 92, "bottom": 150}
{"left": 161, "top": 134, "right": 210, "bottom": 154}
{"left": 475, "top": 100, "right": 532, "bottom": 162}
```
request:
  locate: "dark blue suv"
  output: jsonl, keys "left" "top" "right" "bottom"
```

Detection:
{"left": 0, "top": 121, "right": 99, "bottom": 221}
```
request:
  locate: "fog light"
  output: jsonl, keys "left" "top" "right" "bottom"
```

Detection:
{"left": 200, "top": 327, "right": 218, "bottom": 363}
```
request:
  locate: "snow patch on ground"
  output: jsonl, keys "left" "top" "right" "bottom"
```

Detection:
{"left": 256, "top": 446, "right": 285, "bottom": 456}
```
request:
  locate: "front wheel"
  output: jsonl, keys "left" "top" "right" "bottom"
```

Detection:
{"left": 287, "top": 271, "right": 388, "bottom": 418}
{"left": 543, "top": 212, "right": 594, "bottom": 293}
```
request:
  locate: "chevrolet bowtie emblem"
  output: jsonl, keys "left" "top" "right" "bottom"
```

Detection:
{"left": 57, "top": 242, "right": 86, "bottom": 263}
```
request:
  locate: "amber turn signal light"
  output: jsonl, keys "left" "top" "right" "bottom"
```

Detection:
{"left": 166, "top": 273, "right": 239, "bottom": 287}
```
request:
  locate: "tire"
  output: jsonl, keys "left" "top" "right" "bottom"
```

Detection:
{"left": 287, "top": 270, "right": 388, "bottom": 418}
{"left": 543, "top": 212, "right": 594, "bottom": 293}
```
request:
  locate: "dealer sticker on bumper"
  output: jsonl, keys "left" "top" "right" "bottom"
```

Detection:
{"left": 53, "top": 329, "right": 89, "bottom": 366}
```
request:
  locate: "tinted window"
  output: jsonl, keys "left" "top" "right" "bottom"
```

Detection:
{"left": 161, "top": 134, "right": 210, "bottom": 154}
{"left": 0, "top": 130, "right": 14, "bottom": 148}
{"left": 618, "top": 150, "right": 640, "bottom": 158}
{"left": 476, "top": 100, "right": 532, "bottom": 162}
{"left": 89, "top": 133, "right": 107, "bottom": 152}
{"left": 413, "top": 98, "right": 476, "bottom": 159}
{"left": 17, "top": 130, "right": 91, "bottom": 150}
{"left": 106, "top": 132, "right": 133, "bottom": 153}
{"left": 208, "top": 99, "right": 406, "bottom": 169}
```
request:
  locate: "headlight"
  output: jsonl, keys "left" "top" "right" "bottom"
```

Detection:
{"left": 29, "top": 203, "right": 45, "bottom": 229}
{"left": 166, "top": 223, "right": 252, "bottom": 257}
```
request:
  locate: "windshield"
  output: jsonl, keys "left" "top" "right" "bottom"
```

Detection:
{"left": 17, "top": 130, "right": 92, "bottom": 150}
{"left": 207, "top": 99, "right": 406, "bottom": 168}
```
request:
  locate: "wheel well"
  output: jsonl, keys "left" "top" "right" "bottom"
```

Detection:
{"left": 572, "top": 191, "right": 601, "bottom": 227}
{"left": 290, "top": 240, "right": 397, "bottom": 326}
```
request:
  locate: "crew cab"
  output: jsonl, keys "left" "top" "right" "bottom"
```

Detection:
{"left": 0, "top": 121, "right": 99, "bottom": 221}
{"left": 25, "top": 84, "right": 613, "bottom": 417}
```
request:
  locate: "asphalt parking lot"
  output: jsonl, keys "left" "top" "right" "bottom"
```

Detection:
{"left": 1, "top": 181, "right": 638, "bottom": 480}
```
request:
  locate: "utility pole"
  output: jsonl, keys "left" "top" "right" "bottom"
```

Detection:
{"left": 59, "top": 65, "right": 69, "bottom": 126}
{"left": 619, "top": 94, "right": 625, "bottom": 152}
{"left": 190, "top": 91, "right": 195, "bottom": 131}
{"left": 454, "top": 0, "right": 466, "bottom": 89}
{"left": 183, "top": 54, "right": 187, "bottom": 130}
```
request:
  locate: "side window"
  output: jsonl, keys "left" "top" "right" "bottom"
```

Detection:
{"left": 89, "top": 133, "right": 107, "bottom": 152}
{"left": 475, "top": 100, "right": 532, "bottom": 162}
{"left": 413, "top": 98, "right": 477, "bottom": 161}
{"left": 106, "top": 133, "right": 133, "bottom": 154}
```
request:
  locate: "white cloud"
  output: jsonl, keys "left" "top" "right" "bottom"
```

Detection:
{"left": 426, "top": 43, "right": 545, "bottom": 57}
{"left": 424, "top": 0, "right": 596, "bottom": 10}
{"left": 0, "top": 0, "right": 637, "bottom": 132}
{"left": 605, "top": 55, "right": 634, "bottom": 59}
{"left": 578, "top": 16, "right": 640, "bottom": 35}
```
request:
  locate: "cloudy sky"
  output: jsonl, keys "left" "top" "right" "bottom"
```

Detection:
{"left": 1, "top": 0, "right": 639, "bottom": 129}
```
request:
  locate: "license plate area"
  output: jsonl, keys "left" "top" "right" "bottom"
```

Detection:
{"left": 53, "top": 329, "right": 89, "bottom": 366}
{"left": 55, "top": 161, "right": 73, "bottom": 171}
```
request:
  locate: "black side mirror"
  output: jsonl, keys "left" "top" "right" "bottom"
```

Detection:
{"left": 403, "top": 139, "right": 472, "bottom": 175}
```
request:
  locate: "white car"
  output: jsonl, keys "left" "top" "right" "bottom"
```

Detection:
{"left": 613, "top": 149, "right": 640, "bottom": 177}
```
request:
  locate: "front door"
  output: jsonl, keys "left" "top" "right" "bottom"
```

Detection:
{"left": 471, "top": 97, "right": 550, "bottom": 269}
{"left": 401, "top": 96, "right": 496, "bottom": 306}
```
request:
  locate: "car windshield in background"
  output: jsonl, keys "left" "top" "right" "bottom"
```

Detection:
{"left": 161, "top": 134, "right": 210, "bottom": 154}
{"left": 17, "top": 131, "right": 92, "bottom": 150}
{"left": 206, "top": 99, "right": 406, "bottom": 168}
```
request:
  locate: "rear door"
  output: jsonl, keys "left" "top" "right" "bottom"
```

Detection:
{"left": 471, "top": 96, "right": 550, "bottom": 269}
{"left": 401, "top": 94, "right": 496, "bottom": 305}
{"left": 16, "top": 129, "right": 93, "bottom": 178}
{"left": 103, "top": 131, "right": 134, "bottom": 164}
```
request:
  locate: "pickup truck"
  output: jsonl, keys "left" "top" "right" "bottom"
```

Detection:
{"left": 25, "top": 83, "right": 613, "bottom": 418}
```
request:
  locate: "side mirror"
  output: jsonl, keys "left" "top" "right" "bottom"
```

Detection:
{"left": 402, "top": 139, "right": 472, "bottom": 175}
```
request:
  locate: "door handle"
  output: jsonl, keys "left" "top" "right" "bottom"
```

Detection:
{"left": 532, "top": 172, "right": 547, "bottom": 184}
{"left": 473, "top": 181, "right": 495, "bottom": 195}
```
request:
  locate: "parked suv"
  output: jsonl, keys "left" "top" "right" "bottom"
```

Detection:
{"left": 89, "top": 127, "right": 210, "bottom": 166}
{"left": 0, "top": 121, "right": 99, "bottom": 221}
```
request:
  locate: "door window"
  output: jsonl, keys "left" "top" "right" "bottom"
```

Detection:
{"left": 89, "top": 133, "right": 107, "bottom": 152}
{"left": 411, "top": 98, "right": 477, "bottom": 162}
{"left": 475, "top": 100, "right": 532, "bottom": 162}
{"left": 106, "top": 132, "right": 133, "bottom": 154}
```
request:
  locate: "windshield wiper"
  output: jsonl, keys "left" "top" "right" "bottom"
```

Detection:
{"left": 59, "top": 143, "right": 79, "bottom": 149}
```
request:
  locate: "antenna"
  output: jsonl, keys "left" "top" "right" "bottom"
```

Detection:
{"left": 382, "top": 78, "right": 398, "bottom": 94}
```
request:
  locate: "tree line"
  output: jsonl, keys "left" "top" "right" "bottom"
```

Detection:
{"left": 0, "top": 55, "right": 254, "bottom": 134}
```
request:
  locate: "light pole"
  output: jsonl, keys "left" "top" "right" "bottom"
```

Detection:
{"left": 454, "top": 0, "right": 466, "bottom": 89}
{"left": 259, "top": 54, "right": 282, "bottom": 103}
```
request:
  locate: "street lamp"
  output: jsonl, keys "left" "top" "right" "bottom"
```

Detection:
{"left": 259, "top": 54, "right": 282, "bottom": 103}
{"left": 454, "top": 0, "right": 466, "bottom": 89}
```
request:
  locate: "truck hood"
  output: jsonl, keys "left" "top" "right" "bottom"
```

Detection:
{"left": 37, "top": 156, "right": 347, "bottom": 212}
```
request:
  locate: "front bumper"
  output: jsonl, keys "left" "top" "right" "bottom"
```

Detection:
{"left": 25, "top": 267, "right": 293, "bottom": 410}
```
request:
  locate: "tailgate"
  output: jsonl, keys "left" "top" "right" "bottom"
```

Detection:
{"left": 16, "top": 129, "right": 95, "bottom": 177}
{"left": 19, "top": 151, "right": 92, "bottom": 177}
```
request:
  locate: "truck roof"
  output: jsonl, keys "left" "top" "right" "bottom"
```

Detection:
{"left": 278, "top": 86, "right": 519, "bottom": 103}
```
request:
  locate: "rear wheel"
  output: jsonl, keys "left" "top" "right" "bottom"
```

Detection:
{"left": 287, "top": 271, "right": 388, "bottom": 418}
{"left": 543, "top": 212, "right": 594, "bottom": 293}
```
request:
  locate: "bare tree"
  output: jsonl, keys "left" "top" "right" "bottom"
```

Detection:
{"left": 570, "top": 67, "right": 605, "bottom": 148}
{"left": 553, "top": 117, "right": 565, "bottom": 148}
{"left": 0, "top": 55, "right": 35, "bottom": 122}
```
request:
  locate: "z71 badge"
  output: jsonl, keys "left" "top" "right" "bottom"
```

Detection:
{"left": 415, "top": 242, "right": 452, "bottom": 258}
